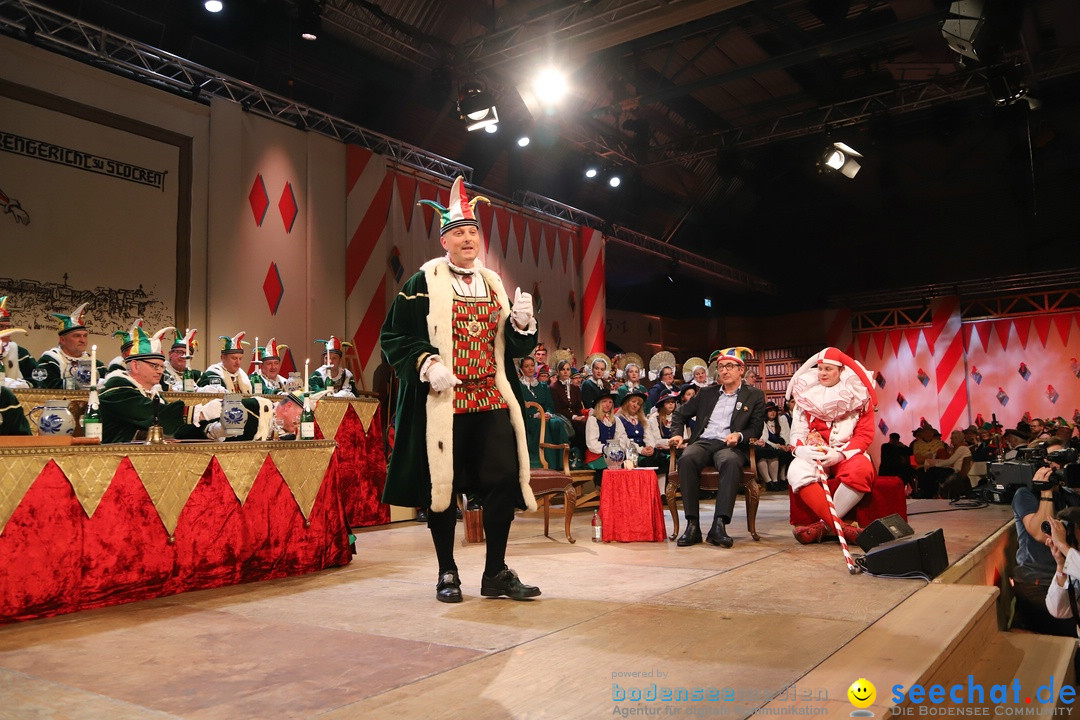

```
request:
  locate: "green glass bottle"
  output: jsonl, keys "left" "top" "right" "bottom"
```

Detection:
{"left": 299, "top": 395, "right": 316, "bottom": 440}
{"left": 83, "top": 389, "right": 103, "bottom": 441}
{"left": 182, "top": 364, "right": 196, "bottom": 392}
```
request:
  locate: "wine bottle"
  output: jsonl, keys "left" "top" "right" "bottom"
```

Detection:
{"left": 252, "top": 376, "right": 263, "bottom": 395}
{"left": 182, "top": 365, "right": 195, "bottom": 392}
{"left": 299, "top": 395, "right": 316, "bottom": 440}
{"left": 591, "top": 509, "right": 602, "bottom": 542}
{"left": 83, "top": 389, "right": 103, "bottom": 441}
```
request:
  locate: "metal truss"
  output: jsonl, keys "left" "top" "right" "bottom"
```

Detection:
{"left": 0, "top": 0, "right": 472, "bottom": 182}
{"left": 515, "top": 191, "right": 774, "bottom": 293}
{"left": 839, "top": 270, "right": 1080, "bottom": 329}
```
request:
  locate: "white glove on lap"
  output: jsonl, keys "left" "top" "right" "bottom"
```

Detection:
{"left": 196, "top": 384, "right": 227, "bottom": 394}
{"left": 793, "top": 445, "right": 828, "bottom": 461}
{"left": 427, "top": 363, "right": 461, "bottom": 393}
{"left": 204, "top": 422, "right": 226, "bottom": 440}
{"left": 3, "top": 377, "right": 30, "bottom": 389}
{"left": 821, "top": 448, "right": 845, "bottom": 467}
{"left": 333, "top": 388, "right": 356, "bottom": 398}
{"left": 511, "top": 287, "right": 533, "bottom": 328}
{"left": 195, "top": 398, "right": 223, "bottom": 423}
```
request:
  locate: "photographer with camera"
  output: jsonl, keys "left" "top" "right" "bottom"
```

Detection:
{"left": 1044, "top": 507, "right": 1080, "bottom": 634}
{"left": 1010, "top": 439, "right": 1080, "bottom": 636}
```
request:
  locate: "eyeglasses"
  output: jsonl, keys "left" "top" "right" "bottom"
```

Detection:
{"left": 717, "top": 363, "right": 741, "bottom": 371}
{"left": 140, "top": 361, "right": 166, "bottom": 371}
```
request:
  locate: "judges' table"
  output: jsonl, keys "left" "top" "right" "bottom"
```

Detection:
{"left": 0, "top": 439, "right": 351, "bottom": 623}
{"left": 599, "top": 468, "right": 667, "bottom": 542}
{"left": 14, "top": 389, "right": 390, "bottom": 529}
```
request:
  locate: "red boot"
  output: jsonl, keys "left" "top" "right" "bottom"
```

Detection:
{"left": 840, "top": 522, "right": 861, "bottom": 545}
{"left": 793, "top": 520, "right": 828, "bottom": 544}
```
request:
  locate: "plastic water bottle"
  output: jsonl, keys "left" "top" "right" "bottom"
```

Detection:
{"left": 592, "top": 510, "right": 602, "bottom": 542}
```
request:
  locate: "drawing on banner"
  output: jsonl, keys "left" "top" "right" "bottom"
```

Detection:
{"left": 896, "top": 392, "right": 907, "bottom": 409}
{"left": 1018, "top": 362, "right": 1031, "bottom": 381}
{"left": 1046, "top": 385, "right": 1059, "bottom": 404}
{"left": 971, "top": 366, "right": 982, "bottom": 385}
{"left": 996, "top": 387, "right": 1009, "bottom": 406}
{"left": 0, "top": 277, "right": 170, "bottom": 332}
{"left": 0, "top": 185, "right": 30, "bottom": 225}
{"left": 916, "top": 368, "right": 929, "bottom": 387}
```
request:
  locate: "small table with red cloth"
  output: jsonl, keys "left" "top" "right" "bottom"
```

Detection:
{"left": 789, "top": 474, "right": 908, "bottom": 527}
{"left": 599, "top": 468, "right": 667, "bottom": 542}
{"left": 0, "top": 440, "right": 351, "bottom": 623}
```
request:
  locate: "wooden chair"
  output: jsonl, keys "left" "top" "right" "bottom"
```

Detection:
{"left": 664, "top": 444, "right": 761, "bottom": 541}
{"left": 524, "top": 401, "right": 577, "bottom": 543}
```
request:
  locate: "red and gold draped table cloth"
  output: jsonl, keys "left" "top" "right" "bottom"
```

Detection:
{"left": 15, "top": 389, "right": 390, "bottom": 529}
{"left": 0, "top": 440, "right": 350, "bottom": 623}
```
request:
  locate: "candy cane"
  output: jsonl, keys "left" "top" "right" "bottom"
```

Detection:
{"left": 816, "top": 460, "right": 859, "bottom": 575}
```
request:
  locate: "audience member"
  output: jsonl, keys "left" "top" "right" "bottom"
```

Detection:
{"left": 36, "top": 302, "right": 106, "bottom": 389}
{"left": 310, "top": 336, "right": 359, "bottom": 397}
{"left": 613, "top": 390, "right": 660, "bottom": 468}
{"left": 646, "top": 364, "right": 677, "bottom": 413}
{"left": 912, "top": 424, "right": 946, "bottom": 465}
{"left": 581, "top": 353, "right": 612, "bottom": 410}
{"left": 0, "top": 297, "right": 39, "bottom": 385}
{"left": 584, "top": 391, "right": 618, "bottom": 470}
{"left": 754, "top": 402, "right": 791, "bottom": 491}
{"left": 164, "top": 328, "right": 200, "bottom": 391}
{"left": 1044, "top": 506, "right": 1080, "bottom": 647}
{"left": 519, "top": 355, "right": 571, "bottom": 469}
{"left": 879, "top": 432, "right": 915, "bottom": 490}
{"left": 550, "top": 358, "right": 587, "bottom": 462}
{"left": 617, "top": 362, "right": 647, "bottom": 402}
{"left": 0, "top": 383, "right": 31, "bottom": 435}
{"left": 198, "top": 332, "right": 252, "bottom": 393}
{"left": 916, "top": 429, "right": 972, "bottom": 499}
{"left": 249, "top": 339, "right": 289, "bottom": 394}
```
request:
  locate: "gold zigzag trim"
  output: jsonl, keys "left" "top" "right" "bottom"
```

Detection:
{"left": 314, "top": 399, "right": 348, "bottom": 441}
{"left": 351, "top": 399, "right": 378, "bottom": 432}
{"left": 269, "top": 445, "right": 335, "bottom": 522}
{"left": 53, "top": 453, "right": 122, "bottom": 519}
{"left": 0, "top": 454, "right": 51, "bottom": 536}
{"left": 129, "top": 452, "right": 213, "bottom": 539}
{"left": 213, "top": 449, "right": 269, "bottom": 506}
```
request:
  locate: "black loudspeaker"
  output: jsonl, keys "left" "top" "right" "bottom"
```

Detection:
{"left": 857, "top": 513, "right": 915, "bottom": 552}
{"left": 860, "top": 528, "right": 949, "bottom": 579}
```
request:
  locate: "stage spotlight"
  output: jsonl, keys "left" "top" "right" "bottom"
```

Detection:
{"left": 585, "top": 167, "right": 598, "bottom": 179}
{"left": 204, "top": 0, "right": 223, "bottom": 12}
{"left": 517, "top": 135, "right": 530, "bottom": 147}
{"left": 819, "top": 141, "right": 863, "bottom": 179}
{"left": 484, "top": 124, "right": 498, "bottom": 134}
{"left": 298, "top": 0, "right": 322, "bottom": 41}
{"left": 458, "top": 81, "right": 499, "bottom": 132}
{"left": 531, "top": 68, "right": 568, "bottom": 106}
{"left": 608, "top": 174, "right": 621, "bottom": 188}
{"left": 940, "top": 0, "right": 985, "bottom": 62}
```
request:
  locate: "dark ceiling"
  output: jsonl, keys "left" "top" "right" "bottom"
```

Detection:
{"left": 7, "top": 0, "right": 1080, "bottom": 315}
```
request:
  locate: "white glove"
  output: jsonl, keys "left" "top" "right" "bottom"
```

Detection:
{"left": 333, "top": 388, "right": 356, "bottom": 398}
{"left": 2, "top": 377, "right": 30, "bottom": 389}
{"left": 194, "top": 398, "right": 223, "bottom": 423}
{"left": 196, "top": 384, "right": 227, "bottom": 394}
{"left": 511, "top": 286, "right": 533, "bottom": 328}
{"left": 427, "top": 363, "right": 461, "bottom": 393}
{"left": 821, "top": 448, "right": 845, "bottom": 467}
{"left": 204, "top": 422, "right": 226, "bottom": 440}
{"left": 793, "top": 445, "right": 828, "bottom": 461}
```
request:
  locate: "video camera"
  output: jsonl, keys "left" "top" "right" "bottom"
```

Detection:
{"left": 1041, "top": 518, "right": 1078, "bottom": 549}
{"left": 985, "top": 446, "right": 1079, "bottom": 504}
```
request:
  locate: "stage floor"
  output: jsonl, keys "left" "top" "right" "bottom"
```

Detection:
{"left": 0, "top": 494, "right": 1015, "bottom": 719}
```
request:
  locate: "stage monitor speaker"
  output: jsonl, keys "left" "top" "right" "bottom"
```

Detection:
{"left": 861, "top": 528, "right": 949, "bottom": 579}
{"left": 857, "top": 513, "right": 914, "bottom": 552}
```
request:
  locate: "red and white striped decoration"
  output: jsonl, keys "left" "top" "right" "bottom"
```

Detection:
{"left": 928, "top": 296, "right": 967, "bottom": 436}
{"left": 580, "top": 226, "right": 605, "bottom": 355}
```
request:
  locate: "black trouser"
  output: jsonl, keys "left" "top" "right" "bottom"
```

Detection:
{"left": 677, "top": 438, "right": 747, "bottom": 524}
{"left": 1011, "top": 577, "right": 1080, "bottom": 637}
{"left": 428, "top": 409, "right": 520, "bottom": 578}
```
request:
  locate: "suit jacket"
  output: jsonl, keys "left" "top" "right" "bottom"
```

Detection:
{"left": 671, "top": 382, "right": 766, "bottom": 448}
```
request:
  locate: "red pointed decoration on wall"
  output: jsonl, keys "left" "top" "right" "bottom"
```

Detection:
{"left": 263, "top": 262, "right": 284, "bottom": 315}
{"left": 889, "top": 330, "right": 902, "bottom": 358}
{"left": 476, "top": 201, "right": 495, "bottom": 254}
{"left": 1057, "top": 314, "right": 1075, "bottom": 346}
{"left": 417, "top": 180, "right": 438, "bottom": 237}
{"left": 872, "top": 331, "right": 886, "bottom": 359}
{"left": 558, "top": 230, "right": 571, "bottom": 273}
{"left": 278, "top": 181, "right": 298, "bottom": 233}
{"left": 394, "top": 172, "right": 416, "bottom": 231}
{"left": 249, "top": 174, "right": 269, "bottom": 227}
{"left": 544, "top": 229, "right": 556, "bottom": 268}
{"left": 494, "top": 206, "right": 510, "bottom": 258}
{"left": 856, "top": 333, "right": 871, "bottom": 359}
{"left": 974, "top": 321, "right": 992, "bottom": 353}
{"left": 527, "top": 220, "right": 543, "bottom": 265}
{"left": 962, "top": 324, "right": 974, "bottom": 353}
{"left": 346, "top": 145, "right": 373, "bottom": 195}
{"left": 1013, "top": 317, "right": 1031, "bottom": 349}
{"left": 994, "top": 319, "right": 1011, "bottom": 351}
{"left": 904, "top": 328, "right": 921, "bottom": 357}
{"left": 511, "top": 214, "right": 526, "bottom": 260}
{"left": 1033, "top": 315, "right": 1053, "bottom": 347}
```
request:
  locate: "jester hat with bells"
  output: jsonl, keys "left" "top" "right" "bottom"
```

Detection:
{"left": 52, "top": 302, "right": 89, "bottom": 336}
{"left": 418, "top": 176, "right": 490, "bottom": 236}
{"left": 113, "top": 318, "right": 144, "bottom": 358}
{"left": 316, "top": 336, "right": 352, "bottom": 357}
{"left": 785, "top": 346, "right": 878, "bottom": 417}
{"left": 259, "top": 338, "right": 287, "bottom": 361}
{"left": 0, "top": 295, "right": 12, "bottom": 326}
{"left": 219, "top": 332, "right": 248, "bottom": 354}
{"left": 126, "top": 326, "right": 176, "bottom": 363}
{"left": 173, "top": 328, "right": 198, "bottom": 356}
{"left": 710, "top": 346, "right": 755, "bottom": 368}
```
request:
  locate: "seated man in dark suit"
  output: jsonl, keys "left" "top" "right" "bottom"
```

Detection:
{"left": 669, "top": 346, "right": 765, "bottom": 548}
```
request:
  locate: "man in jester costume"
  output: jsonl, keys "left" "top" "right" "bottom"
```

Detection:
{"left": 381, "top": 176, "right": 540, "bottom": 603}
{"left": 786, "top": 347, "right": 878, "bottom": 544}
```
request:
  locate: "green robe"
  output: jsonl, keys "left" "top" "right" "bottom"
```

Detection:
{"left": 2, "top": 343, "right": 40, "bottom": 387}
{"left": 519, "top": 379, "right": 571, "bottom": 469}
{"left": 35, "top": 348, "right": 107, "bottom": 390}
{"left": 379, "top": 258, "right": 537, "bottom": 512}
{"left": 0, "top": 386, "right": 31, "bottom": 435}
{"left": 248, "top": 372, "right": 287, "bottom": 394}
{"left": 308, "top": 366, "right": 358, "bottom": 397}
{"left": 98, "top": 373, "right": 205, "bottom": 444}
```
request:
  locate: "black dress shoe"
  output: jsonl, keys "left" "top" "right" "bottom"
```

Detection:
{"left": 415, "top": 508, "right": 428, "bottom": 522}
{"left": 480, "top": 567, "right": 541, "bottom": 600}
{"left": 436, "top": 570, "right": 462, "bottom": 603}
{"left": 706, "top": 518, "right": 734, "bottom": 548}
{"left": 676, "top": 520, "right": 702, "bottom": 547}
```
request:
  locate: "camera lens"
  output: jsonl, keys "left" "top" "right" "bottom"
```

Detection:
{"left": 1041, "top": 520, "right": 1052, "bottom": 535}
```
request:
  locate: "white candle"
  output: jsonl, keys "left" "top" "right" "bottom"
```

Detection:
{"left": 304, "top": 358, "right": 309, "bottom": 394}
{"left": 90, "top": 344, "right": 97, "bottom": 386}
{"left": 254, "top": 336, "right": 259, "bottom": 365}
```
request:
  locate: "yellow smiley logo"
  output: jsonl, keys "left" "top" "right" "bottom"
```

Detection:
{"left": 847, "top": 678, "right": 876, "bottom": 709}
